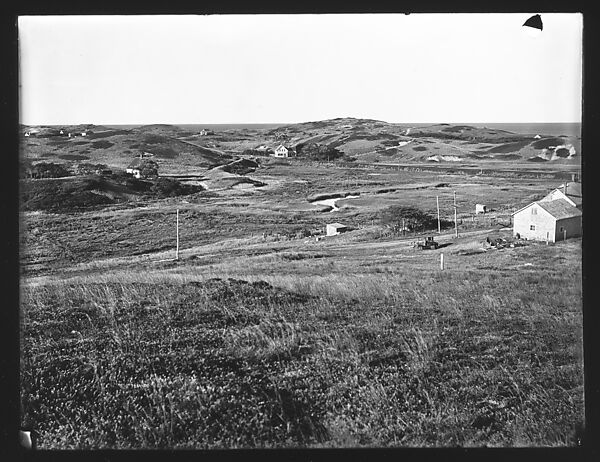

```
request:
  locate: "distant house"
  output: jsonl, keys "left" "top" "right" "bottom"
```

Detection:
{"left": 539, "top": 182, "right": 582, "bottom": 209}
{"left": 126, "top": 158, "right": 144, "bottom": 178}
{"left": 200, "top": 129, "right": 214, "bottom": 136}
{"left": 273, "top": 145, "right": 296, "bottom": 158}
{"left": 475, "top": 204, "right": 488, "bottom": 214}
{"left": 512, "top": 198, "right": 582, "bottom": 242}
{"left": 326, "top": 223, "right": 349, "bottom": 236}
{"left": 126, "top": 158, "right": 159, "bottom": 179}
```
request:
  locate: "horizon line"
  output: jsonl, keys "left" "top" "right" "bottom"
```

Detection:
{"left": 20, "top": 120, "right": 583, "bottom": 127}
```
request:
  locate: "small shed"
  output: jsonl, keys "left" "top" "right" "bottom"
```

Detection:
{"left": 512, "top": 198, "right": 582, "bottom": 242}
{"left": 326, "top": 223, "right": 348, "bottom": 236}
{"left": 475, "top": 204, "right": 488, "bottom": 214}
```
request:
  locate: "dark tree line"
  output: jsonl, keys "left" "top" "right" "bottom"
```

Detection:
{"left": 380, "top": 205, "right": 452, "bottom": 234}
{"left": 295, "top": 142, "right": 345, "bottom": 161}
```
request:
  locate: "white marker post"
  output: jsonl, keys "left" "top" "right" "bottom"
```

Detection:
{"left": 440, "top": 253, "right": 444, "bottom": 270}
{"left": 175, "top": 209, "right": 180, "bottom": 260}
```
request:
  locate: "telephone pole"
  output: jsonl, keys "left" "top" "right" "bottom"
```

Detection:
{"left": 175, "top": 209, "right": 180, "bottom": 260}
{"left": 453, "top": 191, "right": 458, "bottom": 238}
{"left": 436, "top": 195, "right": 441, "bottom": 234}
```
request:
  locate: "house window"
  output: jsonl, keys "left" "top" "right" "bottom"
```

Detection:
{"left": 531, "top": 207, "right": 537, "bottom": 215}
{"left": 530, "top": 225, "right": 536, "bottom": 231}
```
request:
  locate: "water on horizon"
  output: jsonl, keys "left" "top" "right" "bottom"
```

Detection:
{"left": 466, "top": 122, "right": 581, "bottom": 138}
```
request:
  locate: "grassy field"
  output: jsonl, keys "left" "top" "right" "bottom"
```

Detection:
{"left": 20, "top": 235, "right": 583, "bottom": 448}
{"left": 19, "top": 122, "right": 584, "bottom": 448}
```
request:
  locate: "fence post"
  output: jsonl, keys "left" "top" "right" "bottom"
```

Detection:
{"left": 440, "top": 253, "right": 444, "bottom": 270}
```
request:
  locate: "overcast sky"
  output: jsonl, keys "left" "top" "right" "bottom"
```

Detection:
{"left": 18, "top": 13, "right": 583, "bottom": 125}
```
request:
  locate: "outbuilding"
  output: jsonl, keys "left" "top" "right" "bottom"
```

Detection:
{"left": 512, "top": 198, "right": 582, "bottom": 242}
{"left": 475, "top": 204, "right": 488, "bottom": 214}
{"left": 326, "top": 223, "right": 348, "bottom": 236}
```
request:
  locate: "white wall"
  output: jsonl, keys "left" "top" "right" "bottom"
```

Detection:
{"left": 513, "top": 204, "right": 556, "bottom": 242}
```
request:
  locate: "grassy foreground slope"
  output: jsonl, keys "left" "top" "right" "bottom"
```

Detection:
{"left": 20, "top": 235, "right": 583, "bottom": 448}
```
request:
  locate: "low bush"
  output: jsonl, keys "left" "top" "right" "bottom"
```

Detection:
{"left": 380, "top": 205, "right": 452, "bottom": 234}
{"left": 91, "top": 140, "right": 114, "bottom": 149}
{"left": 150, "top": 178, "right": 203, "bottom": 197}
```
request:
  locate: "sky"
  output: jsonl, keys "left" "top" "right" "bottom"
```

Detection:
{"left": 18, "top": 13, "right": 583, "bottom": 125}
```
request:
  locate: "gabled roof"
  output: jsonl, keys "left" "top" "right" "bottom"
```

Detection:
{"left": 549, "top": 182, "right": 582, "bottom": 206}
{"left": 275, "top": 144, "right": 295, "bottom": 151}
{"left": 536, "top": 199, "right": 582, "bottom": 220}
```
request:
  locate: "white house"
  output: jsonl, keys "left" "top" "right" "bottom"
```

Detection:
{"left": 126, "top": 158, "right": 144, "bottom": 179}
{"left": 512, "top": 198, "right": 582, "bottom": 242}
{"left": 273, "top": 145, "right": 295, "bottom": 158}
{"left": 326, "top": 223, "right": 348, "bottom": 236}
{"left": 539, "top": 182, "right": 582, "bottom": 209}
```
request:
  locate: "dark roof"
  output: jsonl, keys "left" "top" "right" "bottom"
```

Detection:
{"left": 127, "top": 158, "right": 144, "bottom": 169}
{"left": 537, "top": 199, "right": 582, "bottom": 220}
{"left": 558, "top": 182, "right": 582, "bottom": 205}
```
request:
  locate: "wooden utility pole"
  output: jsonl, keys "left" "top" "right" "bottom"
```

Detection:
{"left": 453, "top": 191, "right": 458, "bottom": 238}
{"left": 175, "top": 209, "right": 180, "bottom": 260}
{"left": 436, "top": 195, "right": 441, "bottom": 234}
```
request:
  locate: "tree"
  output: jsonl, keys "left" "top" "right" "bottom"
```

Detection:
{"left": 29, "top": 162, "right": 71, "bottom": 179}
{"left": 380, "top": 205, "right": 450, "bottom": 235}
{"left": 75, "top": 162, "right": 110, "bottom": 176}
{"left": 296, "top": 142, "right": 344, "bottom": 161}
{"left": 138, "top": 159, "right": 159, "bottom": 179}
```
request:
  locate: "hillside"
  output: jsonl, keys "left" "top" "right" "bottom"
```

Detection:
{"left": 20, "top": 124, "right": 233, "bottom": 175}
{"left": 260, "top": 118, "right": 581, "bottom": 165}
{"left": 20, "top": 119, "right": 581, "bottom": 184}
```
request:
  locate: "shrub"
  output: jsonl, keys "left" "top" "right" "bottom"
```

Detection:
{"left": 380, "top": 205, "right": 451, "bottom": 234}
{"left": 296, "top": 143, "right": 344, "bottom": 161}
{"left": 28, "top": 162, "right": 71, "bottom": 179}
{"left": 149, "top": 178, "right": 202, "bottom": 197}
{"left": 74, "top": 163, "right": 111, "bottom": 176}
{"left": 137, "top": 160, "right": 159, "bottom": 179}
{"left": 242, "top": 149, "right": 271, "bottom": 157}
